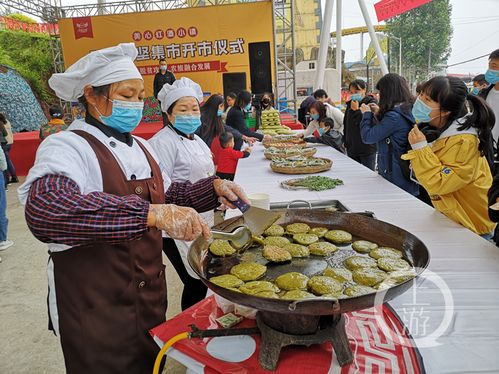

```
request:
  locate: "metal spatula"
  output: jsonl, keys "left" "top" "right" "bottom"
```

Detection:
{"left": 211, "top": 226, "right": 253, "bottom": 252}
{"left": 230, "top": 198, "right": 282, "bottom": 236}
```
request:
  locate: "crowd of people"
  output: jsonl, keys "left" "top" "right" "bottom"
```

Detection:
{"left": 0, "top": 41, "right": 497, "bottom": 372}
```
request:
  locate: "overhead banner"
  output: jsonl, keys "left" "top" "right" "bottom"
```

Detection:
{"left": 0, "top": 16, "right": 59, "bottom": 35}
{"left": 58, "top": 2, "right": 274, "bottom": 98}
{"left": 374, "top": 0, "right": 433, "bottom": 22}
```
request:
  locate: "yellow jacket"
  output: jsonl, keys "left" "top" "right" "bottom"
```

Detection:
{"left": 402, "top": 124, "right": 495, "bottom": 235}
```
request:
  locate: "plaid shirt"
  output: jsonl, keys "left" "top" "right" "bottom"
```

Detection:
{"left": 26, "top": 174, "right": 219, "bottom": 246}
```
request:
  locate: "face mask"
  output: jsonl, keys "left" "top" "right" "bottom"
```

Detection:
{"left": 244, "top": 103, "right": 252, "bottom": 112}
{"left": 318, "top": 128, "right": 325, "bottom": 136}
{"left": 262, "top": 98, "right": 270, "bottom": 105}
{"left": 160, "top": 65, "right": 167, "bottom": 72}
{"left": 173, "top": 114, "right": 201, "bottom": 134}
{"left": 350, "top": 93, "right": 362, "bottom": 102}
{"left": 412, "top": 97, "right": 437, "bottom": 124}
{"left": 311, "top": 113, "right": 320, "bottom": 121}
{"left": 217, "top": 109, "right": 223, "bottom": 117}
{"left": 485, "top": 69, "right": 499, "bottom": 85}
{"left": 470, "top": 87, "right": 480, "bottom": 96}
{"left": 99, "top": 99, "right": 144, "bottom": 133}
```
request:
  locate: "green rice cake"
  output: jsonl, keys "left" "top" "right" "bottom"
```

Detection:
{"left": 286, "top": 223, "right": 311, "bottom": 234}
{"left": 281, "top": 290, "right": 316, "bottom": 300}
{"left": 377, "top": 257, "right": 411, "bottom": 272}
{"left": 262, "top": 245, "right": 292, "bottom": 263}
{"left": 255, "top": 291, "right": 280, "bottom": 299}
{"left": 323, "top": 267, "right": 353, "bottom": 282}
{"left": 352, "top": 268, "right": 388, "bottom": 286}
{"left": 352, "top": 240, "right": 378, "bottom": 254}
{"left": 369, "top": 247, "right": 403, "bottom": 259}
{"left": 209, "top": 274, "right": 244, "bottom": 289}
{"left": 307, "top": 276, "right": 343, "bottom": 295}
{"left": 293, "top": 233, "right": 319, "bottom": 245}
{"left": 283, "top": 243, "right": 310, "bottom": 257}
{"left": 230, "top": 262, "right": 267, "bottom": 281}
{"left": 344, "top": 285, "right": 377, "bottom": 297}
{"left": 325, "top": 230, "right": 353, "bottom": 244}
{"left": 344, "top": 256, "right": 378, "bottom": 270}
{"left": 264, "top": 225, "right": 285, "bottom": 237}
{"left": 275, "top": 272, "right": 309, "bottom": 291}
{"left": 263, "top": 236, "right": 290, "bottom": 248}
{"left": 309, "top": 241, "right": 338, "bottom": 256}
{"left": 239, "top": 281, "right": 280, "bottom": 295}
{"left": 308, "top": 227, "right": 328, "bottom": 238}
{"left": 209, "top": 239, "right": 236, "bottom": 257}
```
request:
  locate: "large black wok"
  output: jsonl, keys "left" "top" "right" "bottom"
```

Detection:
{"left": 188, "top": 209, "right": 430, "bottom": 317}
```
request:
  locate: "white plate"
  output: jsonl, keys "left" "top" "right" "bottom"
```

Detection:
{"left": 206, "top": 335, "right": 256, "bottom": 363}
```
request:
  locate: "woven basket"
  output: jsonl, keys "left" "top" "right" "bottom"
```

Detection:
{"left": 270, "top": 158, "right": 332, "bottom": 174}
{"left": 264, "top": 147, "right": 317, "bottom": 160}
{"left": 263, "top": 140, "right": 307, "bottom": 149}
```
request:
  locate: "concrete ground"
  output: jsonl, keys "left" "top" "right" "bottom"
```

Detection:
{"left": 0, "top": 179, "right": 186, "bottom": 373}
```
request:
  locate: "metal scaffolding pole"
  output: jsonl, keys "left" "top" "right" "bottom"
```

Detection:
{"left": 358, "top": 0, "right": 388, "bottom": 75}
{"left": 335, "top": 0, "right": 342, "bottom": 97}
{"left": 314, "top": 0, "right": 334, "bottom": 90}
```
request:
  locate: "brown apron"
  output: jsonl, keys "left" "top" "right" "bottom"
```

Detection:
{"left": 50, "top": 131, "right": 166, "bottom": 374}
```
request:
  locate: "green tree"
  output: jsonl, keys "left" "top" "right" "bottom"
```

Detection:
{"left": 386, "top": 0, "right": 452, "bottom": 81}
{"left": 6, "top": 13, "right": 37, "bottom": 23}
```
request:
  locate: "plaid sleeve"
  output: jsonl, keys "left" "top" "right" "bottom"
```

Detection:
{"left": 165, "top": 175, "right": 219, "bottom": 213}
{"left": 25, "top": 175, "right": 150, "bottom": 246}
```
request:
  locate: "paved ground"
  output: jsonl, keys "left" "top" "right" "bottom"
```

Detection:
{"left": 0, "top": 179, "right": 186, "bottom": 373}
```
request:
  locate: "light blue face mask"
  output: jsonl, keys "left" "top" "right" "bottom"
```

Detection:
{"left": 173, "top": 114, "right": 202, "bottom": 134}
{"left": 318, "top": 128, "right": 325, "bottom": 136}
{"left": 244, "top": 103, "right": 252, "bottom": 112}
{"left": 217, "top": 109, "right": 223, "bottom": 117}
{"left": 350, "top": 93, "right": 363, "bottom": 102}
{"left": 412, "top": 97, "right": 437, "bottom": 124}
{"left": 485, "top": 69, "right": 499, "bottom": 85}
{"left": 99, "top": 99, "right": 144, "bottom": 133}
{"left": 311, "top": 113, "right": 320, "bottom": 121}
{"left": 470, "top": 87, "right": 480, "bottom": 96}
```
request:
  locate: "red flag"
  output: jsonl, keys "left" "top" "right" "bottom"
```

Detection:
{"left": 374, "top": 0, "right": 433, "bottom": 22}
{"left": 72, "top": 17, "right": 93, "bottom": 39}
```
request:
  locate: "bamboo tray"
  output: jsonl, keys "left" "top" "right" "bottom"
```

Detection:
{"left": 263, "top": 140, "right": 307, "bottom": 149}
{"left": 264, "top": 147, "right": 317, "bottom": 160}
{"left": 270, "top": 158, "right": 332, "bottom": 174}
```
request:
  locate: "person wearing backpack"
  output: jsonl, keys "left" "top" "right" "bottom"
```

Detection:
{"left": 360, "top": 73, "right": 419, "bottom": 196}
{"left": 403, "top": 76, "right": 495, "bottom": 238}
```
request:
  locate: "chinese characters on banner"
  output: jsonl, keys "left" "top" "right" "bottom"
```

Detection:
{"left": 374, "top": 0, "right": 433, "bottom": 22}
{"left": 0, "top": 16, "right": 59, "bottom": 35}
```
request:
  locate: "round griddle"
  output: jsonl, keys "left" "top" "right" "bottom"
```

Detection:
{"left": 188, "top": 210, "right": 430, "bottom": 316}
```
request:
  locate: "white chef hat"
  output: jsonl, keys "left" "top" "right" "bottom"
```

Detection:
{"left": 48, "top": 43, "right": 143, "bottom": 101}
{"left": 158, "top": 77, "right": 204, "bottom": 113}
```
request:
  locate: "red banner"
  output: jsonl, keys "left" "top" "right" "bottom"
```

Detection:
{"left": 0, "top": 16, "right": 59, "bottom": 35}
{"left": 72, "top": 17, "right": 93, "bottom": 39}
{"left": 374, "top": 0, "right": 433, "bottom": 22}
{"left": 138, "top": 61, "right": 228, "bottom": 76}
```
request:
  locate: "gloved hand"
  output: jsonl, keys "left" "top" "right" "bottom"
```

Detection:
{"left": 213, "top": 179, "right": 250, "bottom": 209}
{"left": 148, "top": 204, "right": 211, "bottom": 241}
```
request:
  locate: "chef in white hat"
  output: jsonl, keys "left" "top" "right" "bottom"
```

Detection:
{"left": 17, "top": 43, "right": 249, "bottom": 374}
{"left": 149, "top": 77, "right": 215, "bottom": 310}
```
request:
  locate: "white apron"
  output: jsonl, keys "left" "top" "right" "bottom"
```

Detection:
{"left": 148, "top": 126, "right": 215, "bottom": 278}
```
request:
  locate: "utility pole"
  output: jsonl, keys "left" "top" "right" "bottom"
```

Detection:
{"left": 335, "top": 0, "right": 342, "bottom": 99}
{"left": 358, "top": 0, "right": 388, "bottom": 75}
{"left": 314, "top": 0, "right": 335, "bottom": 90}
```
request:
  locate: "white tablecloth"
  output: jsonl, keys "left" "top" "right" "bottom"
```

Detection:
{"left": 230, "top": 142, "right": 499, "bottom": 373}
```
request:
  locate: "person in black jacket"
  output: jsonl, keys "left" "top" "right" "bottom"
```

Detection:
{"left": 488, "top": 172, "right": 499, "bottom": 245}
{"left": 226, "top": 90, "right": 271, "bottom": 150}
{"left": 153, "top": 58, "right": 176, "bottom": 125}
{"left": 305, "top": 118, "right": 346, "bottom": 154}
{"left": 343, "top": 79, "right": 377, "bottom": 170}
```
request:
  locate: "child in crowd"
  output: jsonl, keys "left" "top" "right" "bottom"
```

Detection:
{"left": 216, "top": 131, "right": 252, "bottom": 181}
{"left": 39, "top": 106, "right": 68, "bottom": 140}
{"left": 304, "top": 118, "right": 346, "bottom": 154}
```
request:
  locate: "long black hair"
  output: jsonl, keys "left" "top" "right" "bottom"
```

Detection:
{"left": 234, "top": 90, "right": 252, "bottom": 109}
{"left": 376, "top": 73, "right": 414, "bottom": 120}
{"left": 225, "top": 92, "right": 237, "bottom": 111}
{"left": 420, "top": 76, "right": 495, "bottom": 157}
{"left": 200, "top": 94, "right": 225, "bottom": 142}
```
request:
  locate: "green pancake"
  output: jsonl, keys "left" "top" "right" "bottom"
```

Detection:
{"left": 375, "top": 270, "right": 417, "bottom": 290}
{"left": 325, "top": 230, "right": 353, "bottom": 244}
{"left": 377, "top": 257, "right": 411, "bottom": 272}
{"left": 239, "top": 281, "right": 280, "bottom": 295}
{"left": 369, "top": 247, "right": 403, "bottom": 260}
{"left": 283, "top": 243, "right": 310, "bottom": 258}
{"left": 321, "top": 292, "right": 348, "bottom": 299}
{"left": 255, "top": 291, "right": 280, "bottom": 299}
{"left": 252, "top": 235, "right": 265, "bottom": 246}
{"left": 262, "top": 245, "right": 292, "bottom": 263}
{"left": 264, "top": 224, "right": 285, "bottom": 237}
{"left": 263, "top": 236, "right": 291, "bottom": 248}
{"left": 286, "top": 223, "right": 311, "bottom": 234}
{"left": 344, "top": 256, "right": 378, "bottom": 271}
{"left": 308, "top": 227, "right": 328, "bottom": 238}
{"left": 344, "top": 284, "right": 377, "bottom": 297}
{"left": 275, "top": 272, "right": 310, "bottom": 291}
{"left": 281, "top": 290, "right": 316, "bottom": 300}
{"left": 309, "top": 242, "right": 338, "bottom": 256}
{"left": 209, "top": 274, "right": 244, "bottom": 289}
{"left": 352, "top": 268, "right": 388, "bottom": 286}
{"left": 307, "top": 276, "right": 343, "bottom": 295}
{"left": 209, "top": 239, "right": 236, "bottom": 257}
{"left": 230, "top": 262, "right": 267, "bottom": 281}
{"left": 323, "top": 267, "right": 353, "bottom": 283}
{"left": 352, "top": 240, "right": 378, "bottom": 254}
{"left": 293, "top": 233, "right": 319, "bottom": 245}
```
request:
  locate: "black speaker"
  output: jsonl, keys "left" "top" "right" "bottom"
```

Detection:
{"left": 249, "top": 42, "right": 272, "bottom": 95}
{"left": 222, "top": 72, "right": 247, "bottom": 98}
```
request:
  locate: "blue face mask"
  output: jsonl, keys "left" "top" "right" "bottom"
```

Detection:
{"left": 173, "top": 114, "right": 202, "bottom": 134}
{"left": 485, "top": 69, "right": 499, "bottom": 85}
{"left": 244, "top": 103, "right": 252, "bottom": 112}
{"left": 470, "top": 87, "right": 480, "bottom": 96}
{"left": 311, "top": 113, "right": 320, "bottom": 121}
{"left": 350, "top": 93, "right": 362, "bottom": 102}
{"left": 412, "top": 97, "right": 437, "bottom": 124}
{"left": 217, "top": 109, "right": 223, "bottom": 117}
{"left": 99, "top": 99, "right": 144, "bottom": 133}
{"left": 318, "top": 128, "right": 325, "bottom": 135}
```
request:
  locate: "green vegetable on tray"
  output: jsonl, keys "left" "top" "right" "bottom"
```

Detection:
{"left": 282, "top": 176, "right": 344, "bottom": 191}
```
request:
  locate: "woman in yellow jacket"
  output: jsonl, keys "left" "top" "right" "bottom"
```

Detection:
{"left": 402, "top": 76, "right": 496, "bottom": 238}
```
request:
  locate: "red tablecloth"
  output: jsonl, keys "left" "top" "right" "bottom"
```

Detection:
{"left": 10, "top": 122, "right": 163, "bottom": 176}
